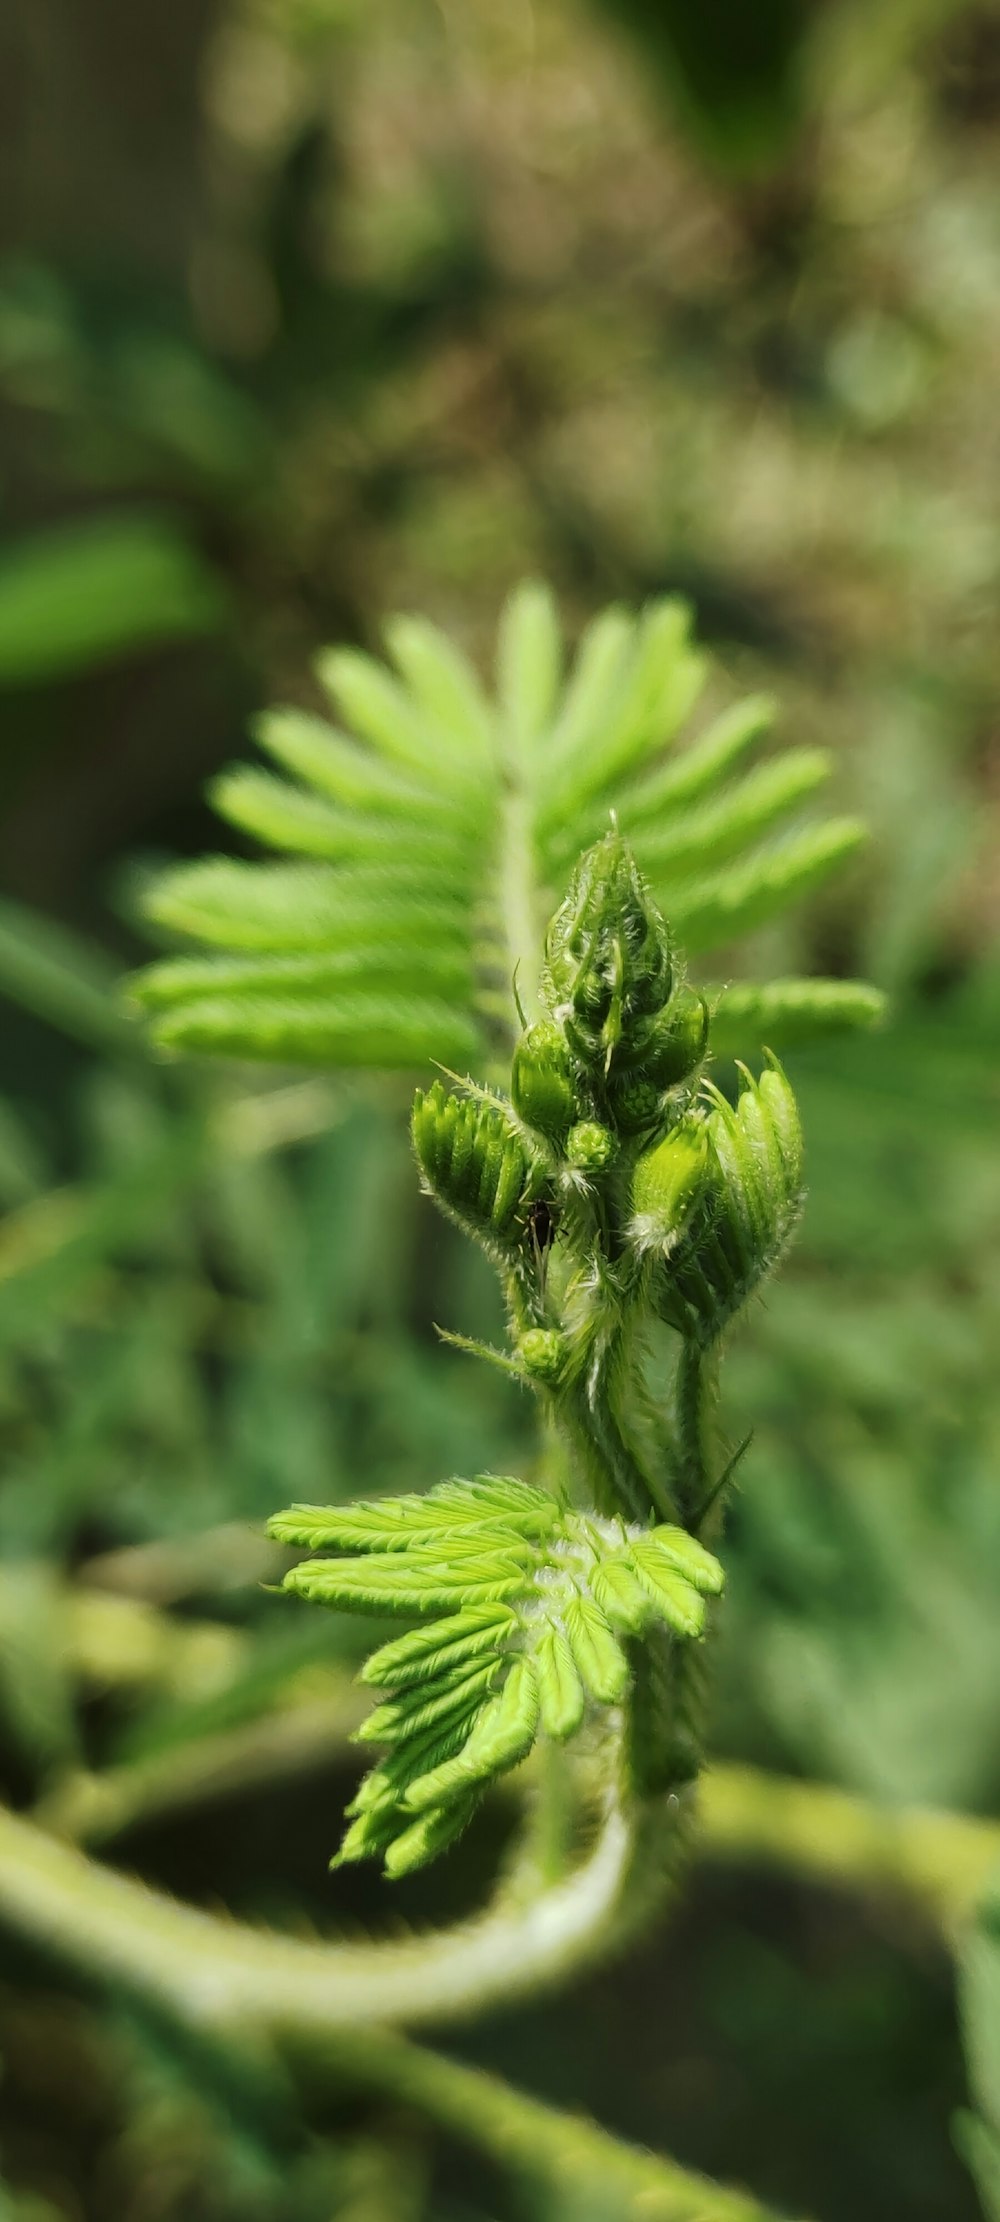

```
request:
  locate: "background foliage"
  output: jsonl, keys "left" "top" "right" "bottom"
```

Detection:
{"left": 0, "top": 0, "right": 998, "bottom": 2216}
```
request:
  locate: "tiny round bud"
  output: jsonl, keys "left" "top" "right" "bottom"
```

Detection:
{"left": 630, "top": 1121, "right": 706, "bottom": 1245}
{"left": 511, "top": 1023, "right": 578, "bottom": 1137}
{"left": 640, "top": 988, "right": 709, "bottom": 1090}
{"left": 518, "top": 1328, "right": 567, "bottom": 1384}
{"left": 566, "top": 1120, "right": 616, "bottom": 1173}
{"left": 607, "top": 1074, "right": 664, "bottom": 1136}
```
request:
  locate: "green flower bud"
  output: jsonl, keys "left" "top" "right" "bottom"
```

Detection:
{"left": 606, "top": 1074, "right": 665, "bottom": 1136}
{"left": 413, "top": 1080, "right": 532, "bottom": 1243}
{"left": 566, "top": 1120, "right": 616, "bottom": 1173}
{"left": 541, "top": 834, "right": 672, "bottom": 1073}
{"left": 511, "top": 1022, "right": 578, "bottom": 1136}
{"left": 638, "top": 987, "right": 709, "bottom": 1090}
{"left": 651, "top": 1064, "right": 803, "bottom": 1343}
{"left": 518, "top": 1328, "right": 568, "bottom": 1384}
{"left": 630, "top": 1121, "right": 706, "bottom": 1249}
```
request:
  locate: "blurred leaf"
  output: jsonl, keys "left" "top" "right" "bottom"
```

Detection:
{"left": 0, "top": 1121, "right": 207, "bottom": 1343}
{"left": 714, "top": 1005, "right": 1000, "bottom": 1810}
{"left": 0, "top": 894, "right": 135, "bottom": 1050}
{"left": 0, "top": 513, "right": 227, "bottom": 686}
{"left": 0, "top": 1100, "right": 48, "bottom": 1205}
{"left": 0, "top": 2184, "right": 64, "bottom": 2222}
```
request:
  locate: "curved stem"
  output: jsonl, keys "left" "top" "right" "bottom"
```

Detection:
{"left": 0, "top": 1786, "right": 680, "bottom": 2035}
{"left": 699, "top": 1764, "right": 1000, "bottom": 1943}
{"left": 36, "top": 1683, "right": 366, "bottom": 1846}
{"left": 505, "top": 1739, "right": 583, "bottom": 1894}
{"left": 2, "top": 1765, "right": 994, "bottom": 2051}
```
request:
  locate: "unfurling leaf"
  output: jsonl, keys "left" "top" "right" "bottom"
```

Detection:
{"left": 269, "top": 1474, "right": 724, "bottom": 1874}
{"left": 265, "top": 843, "right": 818, "bottom": 1875}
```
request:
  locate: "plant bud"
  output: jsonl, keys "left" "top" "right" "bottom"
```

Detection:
{"left": 606, "top": 1074, "right": 665, "bottom": 1135}
{"left": 518, "top": 1328, "right": 568, "bottom": 1384}
{"left": 412, "top": 1081, "right": 531, "bottom": 1242}
{"left": 651, "top": 1066, "right": 803, "bottom": 1343}
{"left": 566, "top": 1120, "right": 616, "bottom": 1174}
{"left": 630, "top": 1121, "right": 706, "bottom": 1249}
{"left": 510, "top": 1023, "right": 578, "bottom": 1136}
{"left": 637, "top": 987, "right": 709, "bottom": 1090}
{"left": 541, "top": 834, "right": 672, "bottom": 1072}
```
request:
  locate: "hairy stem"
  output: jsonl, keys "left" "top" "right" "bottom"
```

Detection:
{"left": 558, "top": 1278, "right": 670, "bottom": 1524}
{"left": 675, "top": 1338, "right": 719, "bottom": 1529}
{"left": 506, "top": 1739, "right": 583, "bottom": 1893}
{"left": 0, "top": 1767, "right": 993, "bottom": 2046}
{"left": 0, "top": 1788, "right": 672, "bottom": 2033}
{"left": 627, "top": 1627, "right": 708, "bottom": 1813}
{"left": 0, "top": 1782, "right": 797, "bottom": 2219}
{"left": 560, "top": 1373, "right": 652, "bottom": 1524}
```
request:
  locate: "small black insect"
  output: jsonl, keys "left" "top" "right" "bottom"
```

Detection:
{"left": 523, "top": 1197, "right": 558, "bottom": 1292}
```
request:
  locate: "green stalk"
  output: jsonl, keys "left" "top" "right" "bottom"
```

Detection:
{"left": 0, "top": 1807, "right": 793, "bottom": 2219}
{"left": 0, "top": 1790, "right": 648, "bottom": 2032}
{"left": 556, "top": 1271, "right": 672, "bottom": 1524}
{"left": 674, "top": 1337, "right": 720, "bottom": 1529}
{"left": 296, "top": 2028, "right": 799, "bottom": 2221}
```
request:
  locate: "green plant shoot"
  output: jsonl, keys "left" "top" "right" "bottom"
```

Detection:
{"left": 269, "top": 831, "right": 803, "bottom": 1878}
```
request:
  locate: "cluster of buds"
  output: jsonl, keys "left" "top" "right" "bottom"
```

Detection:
{"left": 414, "top": 835, "right": 708, "bottom": 1262}
{"left": 277, "top": 832, "right": 809, "bottom": 1882}
{"left": 517, "top": 832, "right": 708, "bottom": 1156}
{"left": 412, "top": 834, "right": 802, "bottom": 1373}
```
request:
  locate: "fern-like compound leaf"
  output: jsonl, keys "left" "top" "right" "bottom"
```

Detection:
{"left": 707, "top": 977, "right": 885, "bottom": 1054}
{"left": 381, "top": 1795, "right": 480, "bottom": 1881}
{"left": 250, "top": 706, "right": 457, "bottom": 820}
{"left": 268, "top": 1473, "right": 724, "bottom": 1875}
{"left": 604, "top": 691, "right": 778, "bottom": 829}
{"left": 131, "top": 585, "right": 876, "bottom": 1067}
{"left": 316, "top": 642, "right": 489, "bottom": 787}
{"left": 590, "top": 1559, "right": 652, "bottom": 1635}
{"left": 361, "top": 1607, "right": 519, "bottom": 1689}
{"left": 636, "top": 748, "right": 833, "bottom": 878}
{"left": 665, "top": 818, "right": 866, "bottom": 955}
{"left": 496, "top": 578, "right": 563, "bottom": 754}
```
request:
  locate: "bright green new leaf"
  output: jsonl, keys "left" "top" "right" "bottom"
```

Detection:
{"left": 133, "top": 586, "right": 875, "bottom": 1069}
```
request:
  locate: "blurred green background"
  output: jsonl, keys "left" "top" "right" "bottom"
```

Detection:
{"left": 0, "top": 0, "right": 999, "bottom": 2216}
